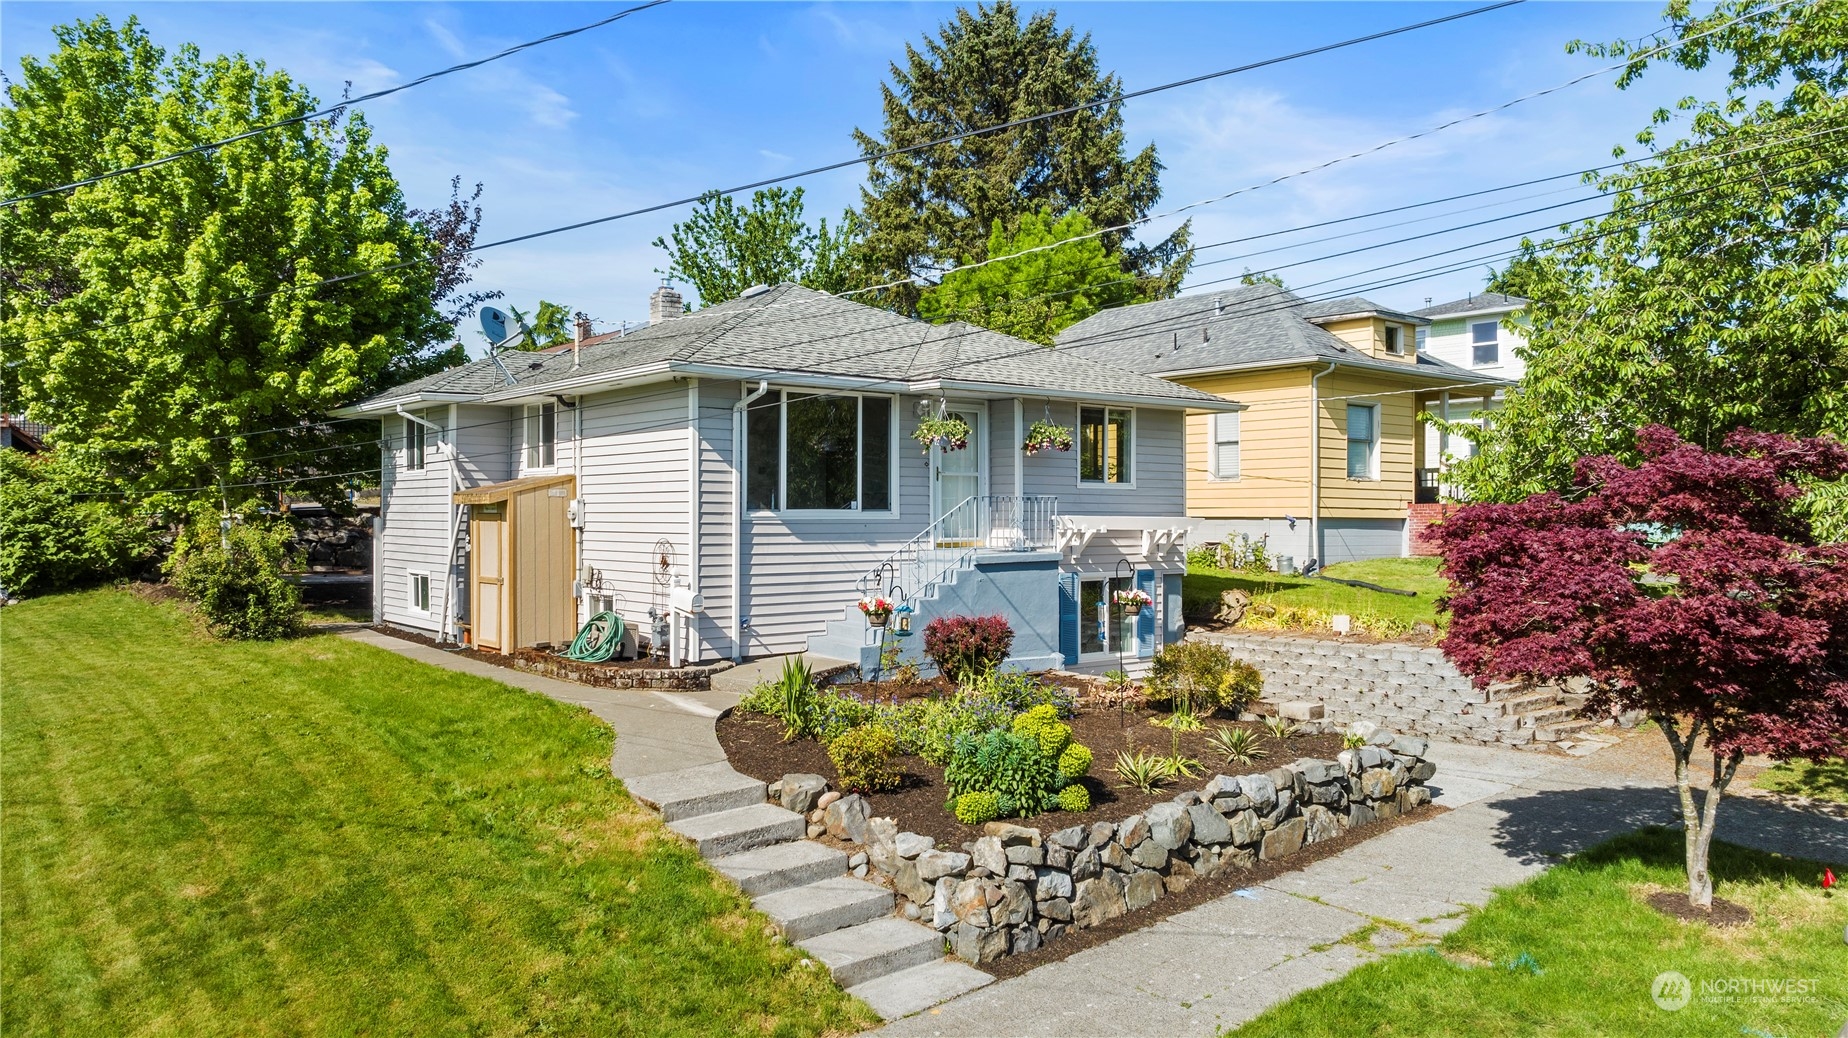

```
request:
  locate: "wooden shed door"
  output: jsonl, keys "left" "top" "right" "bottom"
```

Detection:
{"left": 470, "top": 504, "right": 507, "bottom": 650}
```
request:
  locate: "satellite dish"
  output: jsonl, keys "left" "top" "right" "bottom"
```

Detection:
{"left": 480, "top": 306, "right": 511, "bottom": 346}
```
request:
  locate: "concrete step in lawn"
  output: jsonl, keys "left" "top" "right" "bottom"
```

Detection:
{"left": 754, "top": 874, "right": 893, "bottom": 941}
{"left": 1535, "top": 717, "right": 1601, "bottom": 742}
{"left": 711, "top": 840, "right": 848, "bottom": 897}
{"left": 668, "top": 802, "right": 804, "bottom": 858}
{"left": 797, "top": 917, "right": 944, "bottom": 988}
{"left": 846, "top": 960, "right": 995, "bottom": 1021}
{"left": 1517, "top": 704, "right": 1582, "bottom": 728}
{"left": 628, "top": 762, "right": 765, "bottom": 823}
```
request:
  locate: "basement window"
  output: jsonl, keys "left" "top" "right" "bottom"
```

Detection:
{"left": 409, "top": 572, "right": 432, "bottom": 614}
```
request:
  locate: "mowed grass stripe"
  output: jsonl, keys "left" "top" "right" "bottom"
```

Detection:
{"left": 2, "top": 590, "right": 874, "bottom": 1037}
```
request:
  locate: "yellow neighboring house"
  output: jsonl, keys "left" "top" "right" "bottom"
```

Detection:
{"left": 1056, "top": 284, "right": 1508, "bottom": 567}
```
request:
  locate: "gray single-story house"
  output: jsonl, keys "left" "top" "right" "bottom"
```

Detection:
{"left": 336, "top": 283, "right": 1241, "bottom": 674}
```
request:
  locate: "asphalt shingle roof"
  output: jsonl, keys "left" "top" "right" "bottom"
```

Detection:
{"left": 349, "top": 284, "right": 1229, "bottom": 411}
{"left": 1411, "top": 292, "right": 1529, "bottom": 318}
{"left": 1053, "top": 284, "right": 1487, "bottom": 383}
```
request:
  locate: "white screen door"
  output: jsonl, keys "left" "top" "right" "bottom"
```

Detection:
{"left": 931, "top": 404, "right": 985, "bottom": 546}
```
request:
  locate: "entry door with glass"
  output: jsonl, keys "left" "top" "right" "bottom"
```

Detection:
{"left": 930, "top": 403, "right": 986, "bottom": 546}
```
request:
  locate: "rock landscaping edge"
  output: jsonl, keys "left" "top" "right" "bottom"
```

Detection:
{"left": 772, "top": 730, "right": 1438, "bottom": 966}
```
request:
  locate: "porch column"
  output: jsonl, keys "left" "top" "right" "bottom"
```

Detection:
{"left": 1013, "top": 397, "right": 1024, "bottom": 502}
{"left": 1439, "top": 390, "right": 1451, "bottom": 470}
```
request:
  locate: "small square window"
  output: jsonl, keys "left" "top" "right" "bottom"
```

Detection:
{"left": 409, "top": 572, "right": 432, "bottom": 613}
{"left": 1384, "top": 325, "right": 1404, "bottom": 355}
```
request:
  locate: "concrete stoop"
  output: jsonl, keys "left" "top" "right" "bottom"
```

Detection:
{"left": 640, "top": 762, "right": 992, "bottom": 1021}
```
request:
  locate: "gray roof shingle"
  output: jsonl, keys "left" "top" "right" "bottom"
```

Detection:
{"left": 1411, "top": 292, "right": 1529, "bottom": 318}
{"left": 348, "top": 284, "right": 1230, "bottom": 411}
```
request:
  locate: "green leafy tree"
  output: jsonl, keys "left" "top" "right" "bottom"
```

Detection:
{"left": 0, "top": 450, "right": 155, "bottom": 596}
{"left": 919, "top": 209, "right": 1147, "bottom": 343}
{"left": 852, "top": 1, "right": 1190, "bottom": 314}
{"left": 1450, "top": 0, "right": 1848, "bottom": 507}
{"left": 652, "top": 187, "right": 863, "bottom": 306}
{"left": 0, "top": 17, "right": 472, "bottom": 518}
{"left": 499, "top": 300, "right": 575, "bottom": 350}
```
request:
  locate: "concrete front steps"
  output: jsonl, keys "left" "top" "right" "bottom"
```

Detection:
{"left": 632, "top": 762, "right": 992, "bottom": 1020}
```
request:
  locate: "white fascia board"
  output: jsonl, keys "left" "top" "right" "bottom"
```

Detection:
{"left": 1152, "top": 357, "right": 1507, "bottom": 389}
{"left": 909, "top": 379, "right": 1241, "bottom": 412}
{"left": 1423, "top": 303, "right": 1528, "bottom": 322}
{"left": 669, "top": 363, "right": 906, "bottom": 393}
{"left": 478, "top": 362, "right": 674, "bottom": 403}
{"left": 330, "top": 392, "right": 477, "bottom": 418}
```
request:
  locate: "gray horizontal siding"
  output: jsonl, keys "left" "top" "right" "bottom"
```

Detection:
{"left": 576, "top": 381, "right": 692, "bottom": 645}
{"left": 379, "top": 414, "right": 454, "bottom": 633}
{"left": 1021, "top": 402, "right": 1188, "bottom": 518}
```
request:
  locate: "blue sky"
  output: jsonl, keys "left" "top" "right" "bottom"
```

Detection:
{"left": 2, "top": 1, "right": 1725, "bottom": 345}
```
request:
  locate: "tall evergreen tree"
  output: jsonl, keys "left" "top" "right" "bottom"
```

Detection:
{"left": 851, "top": 2, "right": 1190, "bottom": 314}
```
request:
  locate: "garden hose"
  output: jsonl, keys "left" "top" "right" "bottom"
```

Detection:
{"left": 565, "top": 611, "right": 625, "bottom": 662}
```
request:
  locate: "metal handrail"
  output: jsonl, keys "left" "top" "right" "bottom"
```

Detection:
{"left": 857, "top": 494, "right": 1060, "bottom": 599}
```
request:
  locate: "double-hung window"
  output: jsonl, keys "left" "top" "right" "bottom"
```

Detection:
{"left": 525, "top": 403, "right": 557, "bottom": 469}
{"left": 1346, "top": 403, "right": 1379, "bottom": 481}
{"left": 1209, "top": 412, "right": 1240, "bottom": 480}
{"left": 745, "top": 391, "right": 894, "bottom": 512}
{"left": 1470, "top": 320, "right": 1500, "bottom": 367}
{"left": 1079, "top": 406, "right": 1132, "bottom": 484}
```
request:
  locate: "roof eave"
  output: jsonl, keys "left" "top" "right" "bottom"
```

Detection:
{"left": 910, "top": 378, "right": 1242, "bottom": 412}
{"left": 332, "top": 391, "right": 482, "bottom": 418}
{"left": 1417, "top": 303, "right": 1528, "bottom": 321}
{"left": 478, "top": 362, "right": 677, "bottom": 402}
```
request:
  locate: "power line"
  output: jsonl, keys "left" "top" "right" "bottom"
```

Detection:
{"left": 0, "top": 1, "right": 672, "bottom": 206}
{"left": 1, "top": 0, "right": 1524, "bottom": 350}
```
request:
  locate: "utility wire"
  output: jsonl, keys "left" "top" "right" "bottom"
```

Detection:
{"left": 0, "top": 1, "right": 672, "bottom": 206}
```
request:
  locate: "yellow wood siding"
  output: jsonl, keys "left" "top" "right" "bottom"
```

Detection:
{"left": 1177, "top": 368, "right": 1313, "bottom": 518}
{"left": 1317, "top": 317, "right": 1419, "bottom": 364}
{"left": 1317, "top": 370, "right": 1417, "bottom": 519}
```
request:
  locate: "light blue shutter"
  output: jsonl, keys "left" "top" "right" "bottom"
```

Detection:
{"left": 1135, "top": 569, "right": 1157, "bottom": 658}
{"left": 1058, "top": 572, "right": 1079, "bottom": 666}
{"left": 1163, "top": 573, "right": 1184, "bottom": 646}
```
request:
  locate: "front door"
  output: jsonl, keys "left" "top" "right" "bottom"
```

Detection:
{"left": 931, "top": 403, "right": 986, "bottom": 546}
{"left": 469, "top": 503, "right": 506, "bottom": 650}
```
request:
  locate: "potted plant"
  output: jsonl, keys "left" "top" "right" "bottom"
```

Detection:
{"left": 912, "top": 415, "right": 971, "bottom": 454}
{"left": 1114, "top": 587, "right": 1153, "bottom": 617}
{"left": 1022, "top": 419, "right": 1074, "bottom": 455}
{"left": 858, "top": 594, "right": 895, "bottom": 628}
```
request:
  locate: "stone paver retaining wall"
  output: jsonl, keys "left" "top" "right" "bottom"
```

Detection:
{"left": 814, "top": 733, "right": 1436, "bottom": 966}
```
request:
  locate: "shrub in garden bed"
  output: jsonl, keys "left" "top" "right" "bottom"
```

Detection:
{"left": 923, "top": 614, "right": 1014, "bottom": 681}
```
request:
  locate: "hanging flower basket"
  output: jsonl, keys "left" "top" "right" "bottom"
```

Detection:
{"left": 1022, "top": 420, "right": 1075, "bottom": 455}
{"left": 912, "top": 415, "right": 972, "bottom": 454}
{"left": 859, "top": 594, "right": 895, "bottom": 627}
{"left": 1114, "top": 587, "right": 1153, "bottom": 616}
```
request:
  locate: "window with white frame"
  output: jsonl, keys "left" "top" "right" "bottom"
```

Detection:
{"left": 1079, "top": 576, "right": 1133, "bottom": 656}
{"left": 1078, "top": 406, "right": 1132, "bottom": 484}
{"left": 1470, "top": 320, "right": 1500, "bottom": 367}
{"left": 1415, "top": 327, "right": 1428, "bottom": 353}
{"left": 1346, "top": 403, "right": 1379, "bottom": 480}
{"left": 1209, "top": 412, "right": 1240, "bottom": 480}
{"left": 745, "top": 391, "right": 894, "bottom": 512}
{"left": 524, "top": 402, "right": 557, "bottom": 469}
{"left": 1384, "top": 324, "right": 1404, "bottom": 355}
{"left": 407, "top": 415, "right": 428, "bottom": 471}
{"left": 409, "top": 572, "right": 432, "bottom": 614}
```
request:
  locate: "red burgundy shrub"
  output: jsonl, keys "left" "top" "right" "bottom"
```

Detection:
{"left": 1435, "top": 425, "right": 1848, "bottom": 909}
{"left": 923, "top": 614, "right": 1015, "bottom": 682}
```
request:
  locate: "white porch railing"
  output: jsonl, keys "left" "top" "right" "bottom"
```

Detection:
{"left": 858, "top": 495, "right": 1059, "bottom": 600}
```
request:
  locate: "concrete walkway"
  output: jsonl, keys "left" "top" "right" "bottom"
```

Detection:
{"left": 877, "top": 740, "right": 1848, "bottom": 1037}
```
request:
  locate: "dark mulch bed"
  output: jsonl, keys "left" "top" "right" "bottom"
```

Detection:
{"left": 372, "top": 623, "right": 675, "bottom": 672}
{"left": 717, "top": 692, "right": 1348, "bottom": 849}
{"left": 1646, "top": 890, "right": 1753, "bottom": 927}
{"left": 982, "top": 802, "right": 1444, "bottom": 980}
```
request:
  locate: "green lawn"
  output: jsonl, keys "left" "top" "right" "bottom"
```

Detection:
{"left": 1185, "top": 557, "right": 1448, "bottom": 630}
{"left": 1754, "top": 758, "right": 1848, "bottom": 804}
{"left": 1, "top": 590, "right": 874, "bottom": 1037}
{"left": 1227, "top": 828, "right": 1847, "bottom": 1037}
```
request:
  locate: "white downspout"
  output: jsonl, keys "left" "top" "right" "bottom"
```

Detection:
{"left": 1308, "top": 362, "right": 1337, "bottom": 571}
{"left": 731, "top": 379, "right": 770, "bottom": 662}
{"left": 685, "top": 378, "right": 700, "bottom": 663}
{"left": 574, "top": 394, "right": 585, "bottom": 629}
{"left": 374, "top": 425, "right": 387, "bottom": 625}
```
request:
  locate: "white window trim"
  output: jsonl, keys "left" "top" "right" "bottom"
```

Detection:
{"left": 1077, "top": 405, "right": 1136, "bottom": 488}
{"left": 523, "top": 403, "right": 559, "bottom": 472}
{"left": 1347, "top": 402, "right": 1380, "bottom": 482}
{"left": 1208, "top": 411, "right": 1240, "bottom": 482}
{"left": 1469, "top": 320, "right": 1502, "bottom": 369}
{"left": 407, "top": 570, "right": 433, "bottom": 616}
{"left": 1076, "top": 573, "right": 1136, "bottom": 659}
{"left": 405, "top": 414, "right": 430, "bottom": 472}
{"left": 747, "top": 389, "right": 900, "bottom": 518}
{"left": 1383, "top": 324, "right": 1405, "bottom": 356}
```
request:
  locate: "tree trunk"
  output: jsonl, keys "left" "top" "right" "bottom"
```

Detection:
{"left": 1658, "top": 716, "right": 1742, "bottom": 909}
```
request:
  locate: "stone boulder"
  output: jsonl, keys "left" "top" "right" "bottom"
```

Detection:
{"left": 1260, "top": 816, "right": 1307, "bottom": 860}
{"left": 1186, "top": 802, "right": 1233, "bottom": 845}
{"left": 1125, "top": 870, "right": 1164, "bottom": 911}
{"left": 970, "top": 835, "right": 1007, "bottom": 877}
{"left": 865, "top": 816, "right": 898, "bottom": 873}
{"left": 1145, "top": 803, "right": 1193, "bottom": 850}
{"left": 917, "top": 849, "right": 972, "bottom": 882}
{"left": 824, "top": 794, "right": 871, "bottom": 843}
{"left": 1303, "top": 804, "right": 1343, "bottom": 844}
{"left": 1072, "top": 873, "right": 1127, "bottom": 928}
{"left": 778, "top": 773, "right": 828, "bottom": 814}
{"left": 895, "top": 831, "right": 934, "bottom": 859}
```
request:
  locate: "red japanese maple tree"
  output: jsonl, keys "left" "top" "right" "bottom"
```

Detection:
{"left": 1436, "top": 426, "right": 1848, "bottom": 909}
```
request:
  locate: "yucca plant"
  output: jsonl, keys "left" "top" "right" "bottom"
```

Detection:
{"left": 1113, "top": 749, "right": 1173, "bottom": 794}
{"left": 1208, "top": 726, "right": 1268, "bottom": 765}
{"left": 1163, "top": 753, "right": 1204, "bottom": 781}
{"left": 1342, "top": 731, "right": 1369, "bottom": 750}
{"left": 1262, "top": 715, "right": 1300, "bottom": 741}
{"left": 1152, "top": 700, "right": 1203, "bottom": 732}
{"left": 770, "top": 655, "right": 817, "bottom": 740}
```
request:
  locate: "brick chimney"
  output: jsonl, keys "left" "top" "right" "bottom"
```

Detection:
{"left": 649, "top": 283, "right": 683, "bottom": 325}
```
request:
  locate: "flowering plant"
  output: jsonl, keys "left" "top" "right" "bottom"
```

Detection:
{"left": 1113, "top": 588, "right": 1153, "bottom": 607}
{"left": 857, "top": 595, "right": 894, "bottom": 616}
{"left": 912, "top": 415, "right": 971, "bottom": 454}
{"left": 1022, "top": 420, "right": 1074, "bottom": 454}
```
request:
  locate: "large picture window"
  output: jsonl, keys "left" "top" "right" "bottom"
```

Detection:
{"left": 1347, "top": 402, "right": 1379, "bottom": 481}
{"left": 1079, "top": 406, "right": 1132, "bottom": 484}
{"left": 746, "top": 391, "right": 894, "bottom": 512}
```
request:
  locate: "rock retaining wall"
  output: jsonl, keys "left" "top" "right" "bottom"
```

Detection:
{"left": 1190, "top": 630, "right": 1586, "bottom": 746}
{"left": 810, "top": 732, "right": 1436, "bottom": 966}
{"left": 504, "top": 648, "right": 732, "bottom": 690}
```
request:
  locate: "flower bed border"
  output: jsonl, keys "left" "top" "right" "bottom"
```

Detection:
{"left": 791, "top": 731, "right": 1438, "bottom": 965}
